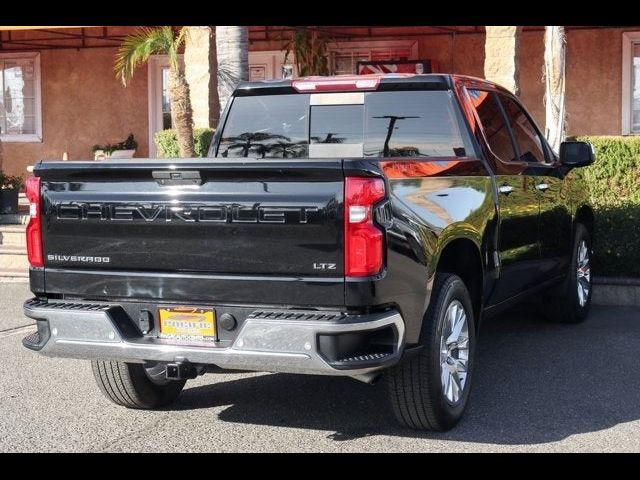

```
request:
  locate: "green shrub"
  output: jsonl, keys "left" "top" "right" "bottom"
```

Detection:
{"left": 571, "top": 136, "right": 640, "bottom": 277}
{"left": 155, "top": 128, "right": 215, "bottom": 158}
{"left": 0, "top": 170, "right": 24, "bottom": 190}
{"left": 92, "top": 133, "right": 138, "bottom": 155}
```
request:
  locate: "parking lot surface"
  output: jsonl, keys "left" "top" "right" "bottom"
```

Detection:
{"left": 1, "top": 281, "right": 639, "bottom": 452}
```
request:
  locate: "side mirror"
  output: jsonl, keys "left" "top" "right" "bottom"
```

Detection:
{"left": 559, "top": 141, "right": 595, "bottom": 168}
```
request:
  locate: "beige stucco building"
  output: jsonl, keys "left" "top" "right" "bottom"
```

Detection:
{"left": 0, "top": 26, "right": 639, "bottom": 177}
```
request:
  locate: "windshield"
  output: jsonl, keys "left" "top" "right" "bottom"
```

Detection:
{"left": 215, "top": 90, "right": 474, "bottom": 159}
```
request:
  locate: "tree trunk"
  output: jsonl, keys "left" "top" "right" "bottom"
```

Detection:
{"left": 169, "top": 68, "right": 196, "bottom": 158}
{"left": 185, "top": 26, "right": 221, "bottom": 129}
{"left": 216, "top": 26, "right": 249, "bottom": 116}
{"left": 208, "top": 28, "right": 221, "bottom": 129}
{"left": 484, "top": 26, "right": 522, "bottom": 96}
{"left": 544, "top": 26, "right": 567, "bottom": 153}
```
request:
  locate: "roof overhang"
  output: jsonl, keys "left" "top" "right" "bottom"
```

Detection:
{"left": 0, "top": 26, "right": 98, "bottom": 31}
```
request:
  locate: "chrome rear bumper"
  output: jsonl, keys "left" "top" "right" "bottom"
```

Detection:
{"left": 22, "top": 299, "right": 405, "bottom": 378}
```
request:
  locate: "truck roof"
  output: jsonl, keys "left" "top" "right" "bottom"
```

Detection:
{"left": 234, "top": 73, "right": 508, "bottom": 96}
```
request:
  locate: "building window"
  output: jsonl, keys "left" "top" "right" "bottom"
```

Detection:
{"left": 327, "top": 40, "right": 418, "bottom": 75}
{"left": 622, "top": 32, "right": 640, "bottom": 135}
{"left": 147, "top": 55, "right": 183, "bottom": 156}
{"left": 161, "top": 67, "right": 172, "bottom": 129}
{"left": 0, "top": 52, "right": 42, "bottom": 142}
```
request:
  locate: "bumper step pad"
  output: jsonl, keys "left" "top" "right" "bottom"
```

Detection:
{"left": 339, "top": 352, "right": 392, "bottom": 363}
{"left": 22, "top": 331, "right": 41, "bottom": 349}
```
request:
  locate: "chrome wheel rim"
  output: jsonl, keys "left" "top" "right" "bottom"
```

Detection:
{"left": 577, "top": 240, "right": 591, "bottom": 307}
{"left": 439, "top": 300, "right": 469, "bottom": 405}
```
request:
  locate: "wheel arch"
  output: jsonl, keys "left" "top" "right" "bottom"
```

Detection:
{"left": 575, "top": 204, "right": 595, "bottom": 237}
{"left": 433, "top": 235, "right": 484, "bottom": 332}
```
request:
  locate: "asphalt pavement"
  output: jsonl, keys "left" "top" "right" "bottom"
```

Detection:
{"left": 1, "top": 280, "right": 639, "bottom": 452}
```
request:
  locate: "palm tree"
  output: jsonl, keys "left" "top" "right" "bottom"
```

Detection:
{"left": 115, "top": 26, "right": 195, "bottom": 157}
{"left": 216, "top": 26, "right": 249, "bottom": 115}
{"left": 222, "top": 132, "right": 288, "bottom": 158}
{"left": 283, "top": 28, "right": 330, "bottom": 76}
{"left": 268, "top": 140, "right": 308, "bottom": 158}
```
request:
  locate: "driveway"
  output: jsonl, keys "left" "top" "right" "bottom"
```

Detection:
{"left": 1, "top": 281, "right": 639, "bottom": 452}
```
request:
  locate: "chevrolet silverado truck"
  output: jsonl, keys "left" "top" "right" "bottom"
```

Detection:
{"left": 21, "top": 74, "right": 595, "bottom": 431}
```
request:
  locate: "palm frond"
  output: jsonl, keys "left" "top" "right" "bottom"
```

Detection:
{"left": 114, "top": 26, "right": 176, "bottom": 85}
{"left": 168, "top": 27, "right": 188, "bottom": 72}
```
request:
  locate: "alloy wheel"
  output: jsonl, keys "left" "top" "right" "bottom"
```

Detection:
{"left": 577, "top": 240, "right": 591, "bottom": 307}
{"left": 439, "top": 300, "right": 470, "bottom": 404}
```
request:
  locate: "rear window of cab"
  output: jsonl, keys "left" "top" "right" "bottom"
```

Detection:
{"left": 215, "top": 90, "right": 475, "bottom": 159}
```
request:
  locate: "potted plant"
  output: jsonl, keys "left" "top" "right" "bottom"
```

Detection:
{"left": 0, "top": 171, "right": 25, "bottom": 214}
{"left": 92, "top": 133, "right": 138, "bottom": 160}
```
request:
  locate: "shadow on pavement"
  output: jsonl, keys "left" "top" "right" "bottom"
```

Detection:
{"left": 171, "top": 305, "right": 640, "bottom": 445}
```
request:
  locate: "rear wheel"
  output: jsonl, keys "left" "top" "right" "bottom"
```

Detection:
{"left": 547, "top": 224, "right": 592, "bottom": 323}
{"left": 385, "top": 273, "right": 476, "bottom": 431}
{"left": 91, "top": 360, "right": 186, "bottom": 409}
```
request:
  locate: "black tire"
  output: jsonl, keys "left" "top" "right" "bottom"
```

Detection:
{"left": 91, "top": 360, "right": 186, "bottom": 409}
{"left": 547, "top": 224, "right": 593, "bottom": 324}
{"left": 385, "top": 273, "right": 476, "bottom": 431}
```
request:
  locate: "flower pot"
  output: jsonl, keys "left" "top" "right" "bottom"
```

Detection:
{"left": 108, "top": 149, "right": 136, "bottom": 159}
{"left": 94, "top": 149, "right": 136, "bottom": 161}
{"left": 0, "top": 189, "right": 19, "bottom": 214}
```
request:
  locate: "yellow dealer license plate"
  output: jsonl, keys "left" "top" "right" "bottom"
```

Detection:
{"left": 158, "top": 307, "right": 216, "bottom": 342}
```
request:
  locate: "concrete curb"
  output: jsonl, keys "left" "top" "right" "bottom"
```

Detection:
{"left": 592, "top": 277, "right": 640, "bottom": 307}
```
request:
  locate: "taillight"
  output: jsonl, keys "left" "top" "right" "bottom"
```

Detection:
{"left": 25, "top": 176, "right": 43, "bottom": 267}
{"left": 344, "top": 177, "right": 386, "bottom": 277}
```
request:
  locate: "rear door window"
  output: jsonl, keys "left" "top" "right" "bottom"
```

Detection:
{"left": 468, "top": 89, "right": 518, "bottom": 163}
{"left": 498, "top": 94, "right": 550, "bottom": 164}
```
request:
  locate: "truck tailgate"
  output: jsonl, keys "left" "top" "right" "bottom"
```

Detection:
{"left": 37, "top": 160, "right": 345, "bottom": 304}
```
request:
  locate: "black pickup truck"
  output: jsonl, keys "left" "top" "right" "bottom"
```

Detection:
{"left": 22, "top": 74, "right": 595, "bottom": 431}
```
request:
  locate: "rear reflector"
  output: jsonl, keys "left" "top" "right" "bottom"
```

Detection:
{"left": 293, "top": 76, "right": 381, "bottom": 93}
{"left": 344, "top": 177, "right": 386, "bottom": 277}
{"left": 25, "top": 176, "right": 43, "bottom": 267}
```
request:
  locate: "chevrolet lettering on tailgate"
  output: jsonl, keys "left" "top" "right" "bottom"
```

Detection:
{"left": 54, "top": 202, "right": 320, "bottom": 224}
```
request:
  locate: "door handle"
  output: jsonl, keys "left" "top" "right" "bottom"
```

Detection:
{"left": 498, "top": 185, "right": 514, "bottom": 195}
{"left": 536, "top": 183, "right": 550, "bottom": 192}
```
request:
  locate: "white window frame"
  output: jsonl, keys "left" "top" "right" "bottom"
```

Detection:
{"left": 249, "top": 50, "right": 296, "bottom": 80}
{"left": 326, "top": 40, "right": 419, "bottom": 75}
{"left": 622, "top": 31, "right": 640, "bottom": 135}
{"left": 0, "top": 51, "right": 42, "bottom": 143}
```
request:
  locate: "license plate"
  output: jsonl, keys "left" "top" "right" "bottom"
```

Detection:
{"left": 158, "top": 307, "right": 216, "bottom": 342}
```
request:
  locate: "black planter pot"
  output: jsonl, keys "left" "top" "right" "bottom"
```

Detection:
{"left": 0, "top": 189, "right": 19, "bottom": 214}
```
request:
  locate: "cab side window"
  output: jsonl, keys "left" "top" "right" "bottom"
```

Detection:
{"left": 498, "top": 95, "right": 549, "bottom": 164}
{"left": 467, "top": 89, "right": 517, "bottom": 163}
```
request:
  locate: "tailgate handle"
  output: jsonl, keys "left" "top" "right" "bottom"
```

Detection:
{"left": 152, "top": 170, "right": 202, "bottom": 186}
